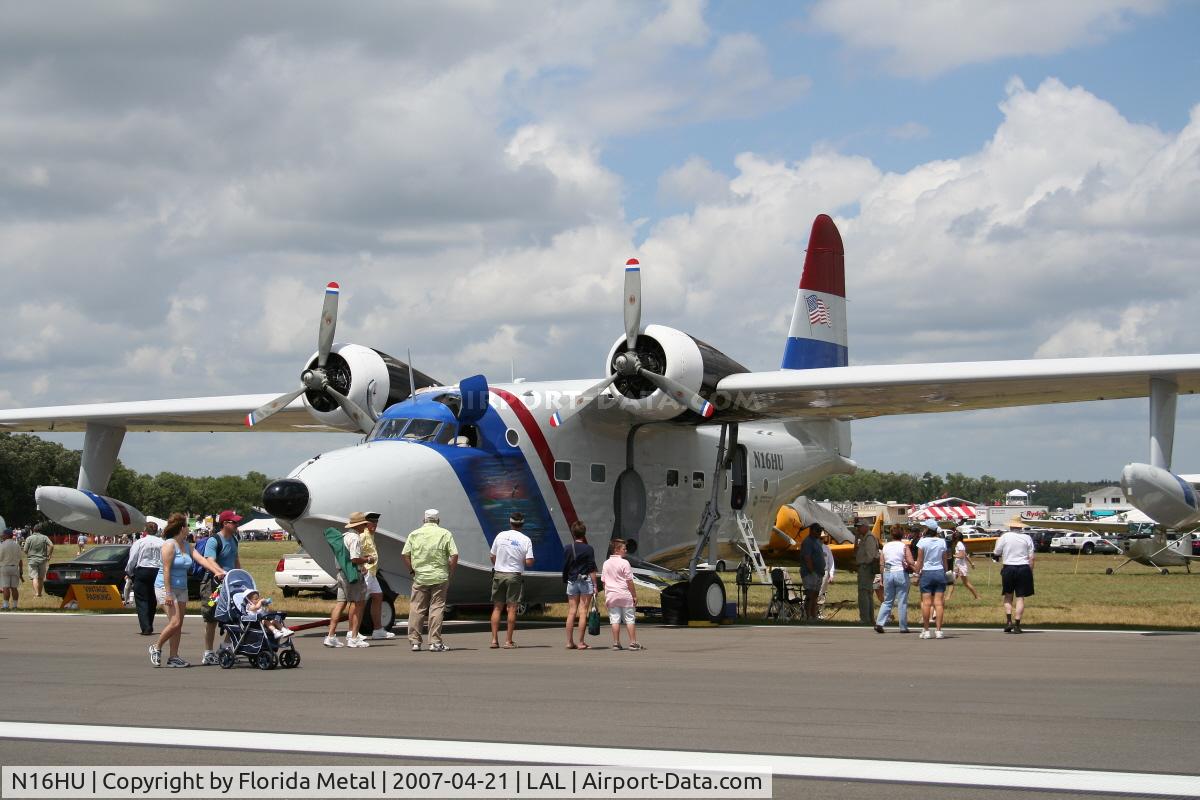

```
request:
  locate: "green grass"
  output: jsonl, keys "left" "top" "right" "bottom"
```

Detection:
{"left": 13, "top": 543, "right": 1200, "bottom": 629}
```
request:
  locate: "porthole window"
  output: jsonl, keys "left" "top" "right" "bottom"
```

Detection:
{"left": 666, "top": 469, "right": 679, "bottom": 487}
{"left": 505, "top": 428, "right": 520, "bottom": 447}
{"left": 692, "top": 471, "right": 705, "bottom": 489}
{"left": 554, "top": 460, "right": 572, "bottom": 481}
{"left": 762, "top": 478, "right": 769, "bottom": 492}
{"left": 590, "top": 463, "right": 606, "bottom": 483}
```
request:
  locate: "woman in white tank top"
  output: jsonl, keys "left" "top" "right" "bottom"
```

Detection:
{"left": 946, "top": 531, "right": 980, "bottom": 602}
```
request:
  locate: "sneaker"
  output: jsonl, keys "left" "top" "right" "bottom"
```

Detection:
{"left": 201, "top": 651, "right": 219, "bottom": 666}
{"left": 372, "top": 629, "right": 397, "bottom": 640}
{"left": 1012, "top": 623, "right": 1023, "bottom": 634}
{"left": 322, "top": 636, "right": 344, "bottom": 648}
{"left": 347, "top": 637, "right": 370, "bottom": 648}
{"left": 148, "top": 645, "right": 162, "bottom": 667}
{"left": 275, "top": 628, "right": 294, "bottom": 640}
{"left": 1003, "top": 624, "right": 1014, "bottom": 634}
{"left": 873, "top": 625, "right": 884, "bottom": 634}
{"left": 429, "top": 642, "right": 450, "bottom": 652}
{"left": 165, "top": 656, "right": 190, "bottom": 668}
{"left": 935, "top": 630, "right": 945, "bottom": 639}
{"left": 919, "top": 630, "right": 931, "bottom": 640}
{"left": 411, "top": 642, "right": 422, "bottom": 652}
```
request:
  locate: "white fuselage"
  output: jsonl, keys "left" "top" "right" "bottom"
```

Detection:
{"left": 283, "top": 379, "right": 854, "bottom": 604}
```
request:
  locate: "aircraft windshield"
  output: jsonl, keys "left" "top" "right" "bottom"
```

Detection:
{"left": 368, "top": 418, "right": 443, "bottom": 443}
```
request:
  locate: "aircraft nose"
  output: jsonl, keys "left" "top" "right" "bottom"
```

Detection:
{"left": 262, "top": 479, "right": 310, "bottom": 520}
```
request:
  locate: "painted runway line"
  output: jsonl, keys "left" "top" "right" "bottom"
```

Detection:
{"left": 3, "top": 722, "right": 1198, "bottom": 797}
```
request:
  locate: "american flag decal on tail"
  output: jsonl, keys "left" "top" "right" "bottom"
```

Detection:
{"left": 806, "top": 294, "right": 832, "bottom": 327}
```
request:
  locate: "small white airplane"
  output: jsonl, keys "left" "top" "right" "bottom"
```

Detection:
{"left": 3, "top": 214, "right": 1199, "bottom": 622}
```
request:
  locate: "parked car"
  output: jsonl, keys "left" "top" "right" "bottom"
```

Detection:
{"left": 1025, "top": 528, "right": 1061, "bottom": 553}
{"left": 1049, "top": 531, "right": 1115, "bottom": 554}
{"left": 45, "top": 544, "right": 201, "bottom": 599}
{"left": 274, "top": 551, "right": 337, "bottom": 598}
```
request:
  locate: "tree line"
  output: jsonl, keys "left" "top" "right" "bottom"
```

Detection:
{"left": 0, "top": 433, "right": 272, "bottom": 529}
{"left": 810, "top": 469, "right": 1113, "bottom": 510}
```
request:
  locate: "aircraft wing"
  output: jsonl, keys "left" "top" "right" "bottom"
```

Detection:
{"left": 716, "top": 355, "right": 1200, "bottom": 421}
{"left": 0, "top": 394, "right": 342, "bottom": 433}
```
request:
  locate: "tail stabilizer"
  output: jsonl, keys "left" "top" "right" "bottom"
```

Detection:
{"left": 782, "top": 214, "right": 847, "bottom": 369}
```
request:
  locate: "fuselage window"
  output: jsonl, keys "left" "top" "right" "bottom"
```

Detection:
{"left": 505, "top": 428, "right": 520, "bottom": 447}
{"left": 590, "top": 463, "right": 606, "bottom": 483}
{"left": 554, "top": 460, "right": 572, "bottom": 482}
{"left": 666, "top": 469, "right": 679, "bottom": 487}
{"left": 762, "top": 478, "right": 769, "bottom": 493}
{"left": 692, "top": 471, "right": 705, "bottom": 489}
{"left": 403, "top": 419, "right": 442, "bottom": 442}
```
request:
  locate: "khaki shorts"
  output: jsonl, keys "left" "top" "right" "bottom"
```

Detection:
{"left": 0, "top": 565, "right": 19, "bottom": 589}
{"left": 27, "top": 560, "right": 49, "bottom": 580}
{"left": 336, "top": 572, "right": 366, "bottom": 603}
{"left": 491, "top": 572, "right": 524, "bottom": 605}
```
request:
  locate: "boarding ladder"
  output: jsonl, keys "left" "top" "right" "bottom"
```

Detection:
{"left": 734, "top": 510, "right": 770, "bottom": 585}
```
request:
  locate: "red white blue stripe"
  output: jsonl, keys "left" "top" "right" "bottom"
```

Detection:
{"left": 782, "top": 214, "right": 848, "bottom": 370}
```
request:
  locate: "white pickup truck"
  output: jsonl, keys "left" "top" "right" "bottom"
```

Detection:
{"left": 1049, "top": 532, "right": 1120, "bottom": 554}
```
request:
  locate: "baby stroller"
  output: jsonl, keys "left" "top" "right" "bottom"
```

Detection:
{"left": 214, "top": 569, "right": 300, "bottom": 670}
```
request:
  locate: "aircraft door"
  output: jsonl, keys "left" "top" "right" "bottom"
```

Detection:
{"left": 730, "top": 445, "right": 748, "bottom": 511}
{"left": 613, "top": 467, "right": 647, "bottom": 541}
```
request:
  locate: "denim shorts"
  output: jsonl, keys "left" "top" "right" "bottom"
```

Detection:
{"left": 566, "top": 577, "right": 594, "bottom": 597}
{"left": 919, "top": 570, "right": 947, "bottom": 594}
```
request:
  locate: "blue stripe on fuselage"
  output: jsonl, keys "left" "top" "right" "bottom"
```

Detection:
{"left": 81, "top": 490, "right": 116, "bottom": 523}
{"left": 781, "top": 338, "right": 848, "bottom": 370}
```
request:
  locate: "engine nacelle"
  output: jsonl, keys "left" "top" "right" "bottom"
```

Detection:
{"left": 602, "top": 324, "right": 747, "bottom": 422}
{"left": 302, "top": 343, "right": 439, "bottom": 431}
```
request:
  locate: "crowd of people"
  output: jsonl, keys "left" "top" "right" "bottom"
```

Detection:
{"left": 850, "top": 517, "right": 1036, "bottom": 636}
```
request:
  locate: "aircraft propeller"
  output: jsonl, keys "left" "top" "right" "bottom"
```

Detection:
{"left": 549, "top": 259, "right": 714, "bottom": 428}
{"left": 245, "top": 282, "right": 377, "bottom": 435}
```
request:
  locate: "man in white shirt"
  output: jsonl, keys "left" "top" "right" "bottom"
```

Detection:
{"left": 993, "top": 529, "right": 1036, "bottom": 634}
{"left": 489, "top": 512, "right": 534, "bottom": 649}
{"left": 125, "top": 521, "right": 163, "bottom": 634}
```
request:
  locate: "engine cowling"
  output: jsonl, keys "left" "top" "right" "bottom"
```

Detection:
{"left": 302, "top": 343, "right": 440, "bottom": 431}
{"left": 602, "top": 324, "right": 747, "bottom": 421}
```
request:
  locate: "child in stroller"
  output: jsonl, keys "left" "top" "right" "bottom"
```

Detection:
{"left": 215, "top": 569, "right": 301, "bottom": 670}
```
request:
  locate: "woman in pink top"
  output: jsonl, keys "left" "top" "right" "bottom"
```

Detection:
{"left": 601, "top": 539, "right": 643, "bottom": 650}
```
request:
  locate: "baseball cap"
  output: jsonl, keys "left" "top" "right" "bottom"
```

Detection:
{"left": 423, "top": 509, "right": 439, "bottom": 521}
{"left": 218, "top": 510, "right": 243, "bottom": 524}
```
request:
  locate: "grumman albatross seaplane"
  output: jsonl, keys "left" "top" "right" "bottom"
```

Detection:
{"left": 4, "top": 215, "right": 1200, "bottom": 622}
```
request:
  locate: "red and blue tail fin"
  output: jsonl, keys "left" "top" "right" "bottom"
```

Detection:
{"left": 781, "top": 214, "right": 847, "bottom": 370}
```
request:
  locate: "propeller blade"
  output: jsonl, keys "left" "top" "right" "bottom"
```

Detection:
{"left": 325, "top": 385, "right": 376, "bottom": 435}
{"left": 317, "top": 282, "right": 340, "bottom": 368}
{"left": 623, "top": 259, "right": 641, "bottom": 350}
{"left": 549, "top": 374, "right": 618, "bottom": 428}
{"left": 245, "top": 387, "right": 306, "bottom": 427}
{"left": 638, "top": 369, "right": 714, "bottom": 419}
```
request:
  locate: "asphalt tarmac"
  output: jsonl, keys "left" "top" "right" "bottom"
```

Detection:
{"left": 1, "top": 612, "right": 1197, "bottom": 800}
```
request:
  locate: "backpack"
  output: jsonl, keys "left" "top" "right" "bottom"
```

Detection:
{"left": 190, "top": 535, "right": 225, "bottom": 578}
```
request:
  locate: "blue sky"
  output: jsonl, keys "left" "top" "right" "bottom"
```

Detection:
{"left": 1, "top": 0, "right": 1198, "bottom": 485}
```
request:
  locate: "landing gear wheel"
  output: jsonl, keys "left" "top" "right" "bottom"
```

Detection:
{"left": 1160, "top": 568, "right": 1169, "bottom": 575}
{"left": 1105, "top": 568, "right": 1114, "bottom": 575}
{"left": 219, "top": 651, "right": 235, "bottom": 670}
{"left": 255, "top": 651, "right": 275, "bottom": 671}
{"left": 278, "top": 649, "right": 301, "bottom": 669}
{"left": 687, "top": 570, "right": 726, "bottom": 623}
{"left": 360, "top": 597, "right": 396, "bottom": 636}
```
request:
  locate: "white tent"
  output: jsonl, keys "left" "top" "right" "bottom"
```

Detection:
{"left": 239, "top": 517, "right": 282, "bottom": 533}
{"left": 146, "top": 515, "right": 169, "bottom": 529}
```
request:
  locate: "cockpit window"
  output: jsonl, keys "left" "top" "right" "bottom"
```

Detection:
{"left": 434, "top": 425, "right": 457, "bottom": 445}
{"left": 369, "top": 418, "right": 444, "bottom": 443}
{"left": 401, "top": 419, "right": 441, "bottom": 442}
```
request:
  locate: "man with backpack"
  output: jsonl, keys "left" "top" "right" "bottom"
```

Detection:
{"left": 199, "top": 510, "right": 242, "bottom": 665}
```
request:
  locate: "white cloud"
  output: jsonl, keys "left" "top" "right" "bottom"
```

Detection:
{"left": 887, "top": 121, "right": 929, "bottom": 140}
{"left": 810, "top": 0, "right": 1164, "bottom": 77}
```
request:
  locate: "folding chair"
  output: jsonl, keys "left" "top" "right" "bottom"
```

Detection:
{"left": 765, "top": 567, "right": 806, "bottom": 621}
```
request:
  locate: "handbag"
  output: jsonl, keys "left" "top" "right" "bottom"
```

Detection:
{"left": 586, "top": 596, "right": 601, "bottom": 636}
